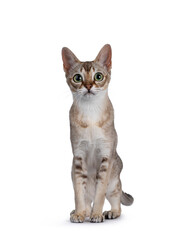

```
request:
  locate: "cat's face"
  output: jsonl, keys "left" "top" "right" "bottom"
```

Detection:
{"left": 62, "top": 44, "right": 112, "bottom": 101}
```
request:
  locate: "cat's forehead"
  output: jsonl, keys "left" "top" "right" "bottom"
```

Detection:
{"left": 79, "top": 61, "right": 105, "bottom": 74}
{"left": 80, "top": 62, "right": 95, "bottom": 77}
{"left": 67, "top": 61, "right": 106, "bottom": 78}
{"left": 81, "top": 61, "right": 93, "bottom": 72}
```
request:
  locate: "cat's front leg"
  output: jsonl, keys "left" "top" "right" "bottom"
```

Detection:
{"left": 71, "top": 156, "right": 87, "bottom": 223}
{"left": 90, "top": 157, "right": 111, "bottom": 223}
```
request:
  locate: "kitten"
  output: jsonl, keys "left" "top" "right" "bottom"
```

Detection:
{"left": 62, "top": 44, "right": 133, "bottom": 223}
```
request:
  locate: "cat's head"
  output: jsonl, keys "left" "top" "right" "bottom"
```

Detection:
{"left": 62, "top": 44, "right": 112, "bottom": 101}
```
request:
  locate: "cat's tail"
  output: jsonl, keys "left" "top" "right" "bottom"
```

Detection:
{"left": 121, "top": 191, "right": 134, "bottom": 206}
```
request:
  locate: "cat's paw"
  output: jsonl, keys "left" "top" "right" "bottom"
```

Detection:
{"left": 70, "top": 210, "right": 85, "bottom": 223}
{"left": 70, "top": 210, "right": 75, "bottom": 216}
{"left": 103, "top": 210, "right": 121, "bottom": 219}
{"left": 90, "top": 213, "right": 105, "bottom": 223}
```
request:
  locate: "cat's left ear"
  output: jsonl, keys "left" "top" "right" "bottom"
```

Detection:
{"left": 62, "top": 47, "right": 80, "bottom": 73}
{"left": 95, "top": 44, "right": 112, "bottom": 71}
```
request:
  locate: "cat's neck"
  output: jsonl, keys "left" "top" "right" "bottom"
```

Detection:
{"left": 72, "top": 89, "right": 110, "bottom": 123}
{"left": 73, "top": 89, "right": 108, "bottom": 111}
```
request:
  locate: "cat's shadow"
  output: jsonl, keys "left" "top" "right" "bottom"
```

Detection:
{"left": 64, "top": 214, "right": 125, "bottom": 225}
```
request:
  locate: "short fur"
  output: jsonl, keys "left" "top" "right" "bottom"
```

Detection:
{"left": 62, "top": 44, "right": 133, "bottom": 223}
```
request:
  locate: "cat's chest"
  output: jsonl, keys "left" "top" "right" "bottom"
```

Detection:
{"left": 78, "top": 107, "right": 105, "bottom": 138}
{"left": 79, "top": 106, "right": 102, "bottom": 124}
{"left": 71, "top": 107, "right": 112, "bottom": 163}
{"left": 80, "top": 125, "right": 105, "bottom": 166}
{"left": 83, "top": 125, "right": 104, "bottom": 142}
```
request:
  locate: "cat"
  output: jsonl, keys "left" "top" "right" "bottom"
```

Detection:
{"left": 61, "top": 44, "right": 133, "bottom": 223}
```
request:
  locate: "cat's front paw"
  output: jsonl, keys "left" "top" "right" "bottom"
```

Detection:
{"left": 103, "top": 210, "right": 121, "bottom": 219}
{"left": 90, "top": 213, "right": 105, "bottom": 223}
{"left": 70, "top": 210, "right": 85, "bottom": 223}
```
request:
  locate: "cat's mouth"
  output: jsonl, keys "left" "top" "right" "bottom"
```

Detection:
{"left": 84, "top": 90, "right": 95, "bottom": 96}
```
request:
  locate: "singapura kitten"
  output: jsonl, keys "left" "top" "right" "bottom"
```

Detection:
{"left": 62, "top": 44, "right": 133, "bottom": 223}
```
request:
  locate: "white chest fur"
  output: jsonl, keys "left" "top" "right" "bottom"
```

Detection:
{"left": 75, "top": 114, "right": 110, "bottom": 166}
{"left": 72, "top": 90, "right": 112, "bottom": 164}
{"left": 76, "top": 90, "right": 107, "bottom": 124}
{"left": 77, "top": 95, "right": 105, "bottom": 144}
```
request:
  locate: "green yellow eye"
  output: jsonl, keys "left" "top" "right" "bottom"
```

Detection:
{"left": 73, "top": 74, "right": 83, "bottom": 83}
{"left": 94, "top": 72, "right": 104, "bottom": 82}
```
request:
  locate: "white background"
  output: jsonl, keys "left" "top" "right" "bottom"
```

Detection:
{"left": 0, "top": 0, "right": 180, "bottom": 239}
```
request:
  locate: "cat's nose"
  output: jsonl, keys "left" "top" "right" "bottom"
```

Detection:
{"left": 85, "top": 84, "right": 93, "bottom": 90}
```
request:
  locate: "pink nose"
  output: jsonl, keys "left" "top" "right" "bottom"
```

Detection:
{"left": 85, "top": 84, "right": 92, "bottom": 90}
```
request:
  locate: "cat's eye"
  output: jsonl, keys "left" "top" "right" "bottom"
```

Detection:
{"left": 94, "top": 72, "right": 104, "bottom": 82}
{"left": 73, "top": 74, "right": 83, "bottom": 83}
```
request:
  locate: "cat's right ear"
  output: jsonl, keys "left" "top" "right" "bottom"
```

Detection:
{"left": 61, "top": 47, "right": 80, "bottom": 73}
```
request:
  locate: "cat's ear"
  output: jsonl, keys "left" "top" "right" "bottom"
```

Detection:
{"left": 61, "top": 47, "right": 80, "bottom": 73}
{"left": 95, "top": 44, "right": 112, "bottom": 71}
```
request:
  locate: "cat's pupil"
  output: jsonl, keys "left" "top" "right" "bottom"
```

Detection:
{"left": 97, "top": 74, "right": 101, "bottom": 79}
{"left": 76, "top": 75, "right": 81, "bottom": 81}
{"left": 95, "top": 72, "right": 103, "bottom": 81}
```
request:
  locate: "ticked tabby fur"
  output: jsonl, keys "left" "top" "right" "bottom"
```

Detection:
{"left": 62, "top": 44, "right": 133, "bottom": 223}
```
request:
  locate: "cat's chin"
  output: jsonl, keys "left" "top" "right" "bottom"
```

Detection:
{"left": 83, "top": 92, "right": 95, "bottom": 100}
{"left": 73, "top": 89, "right": 106, "bottom": 102}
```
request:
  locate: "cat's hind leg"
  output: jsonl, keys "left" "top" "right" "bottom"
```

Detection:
{"left": 103, "top": 178, "right": 122, "bottom": 219}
